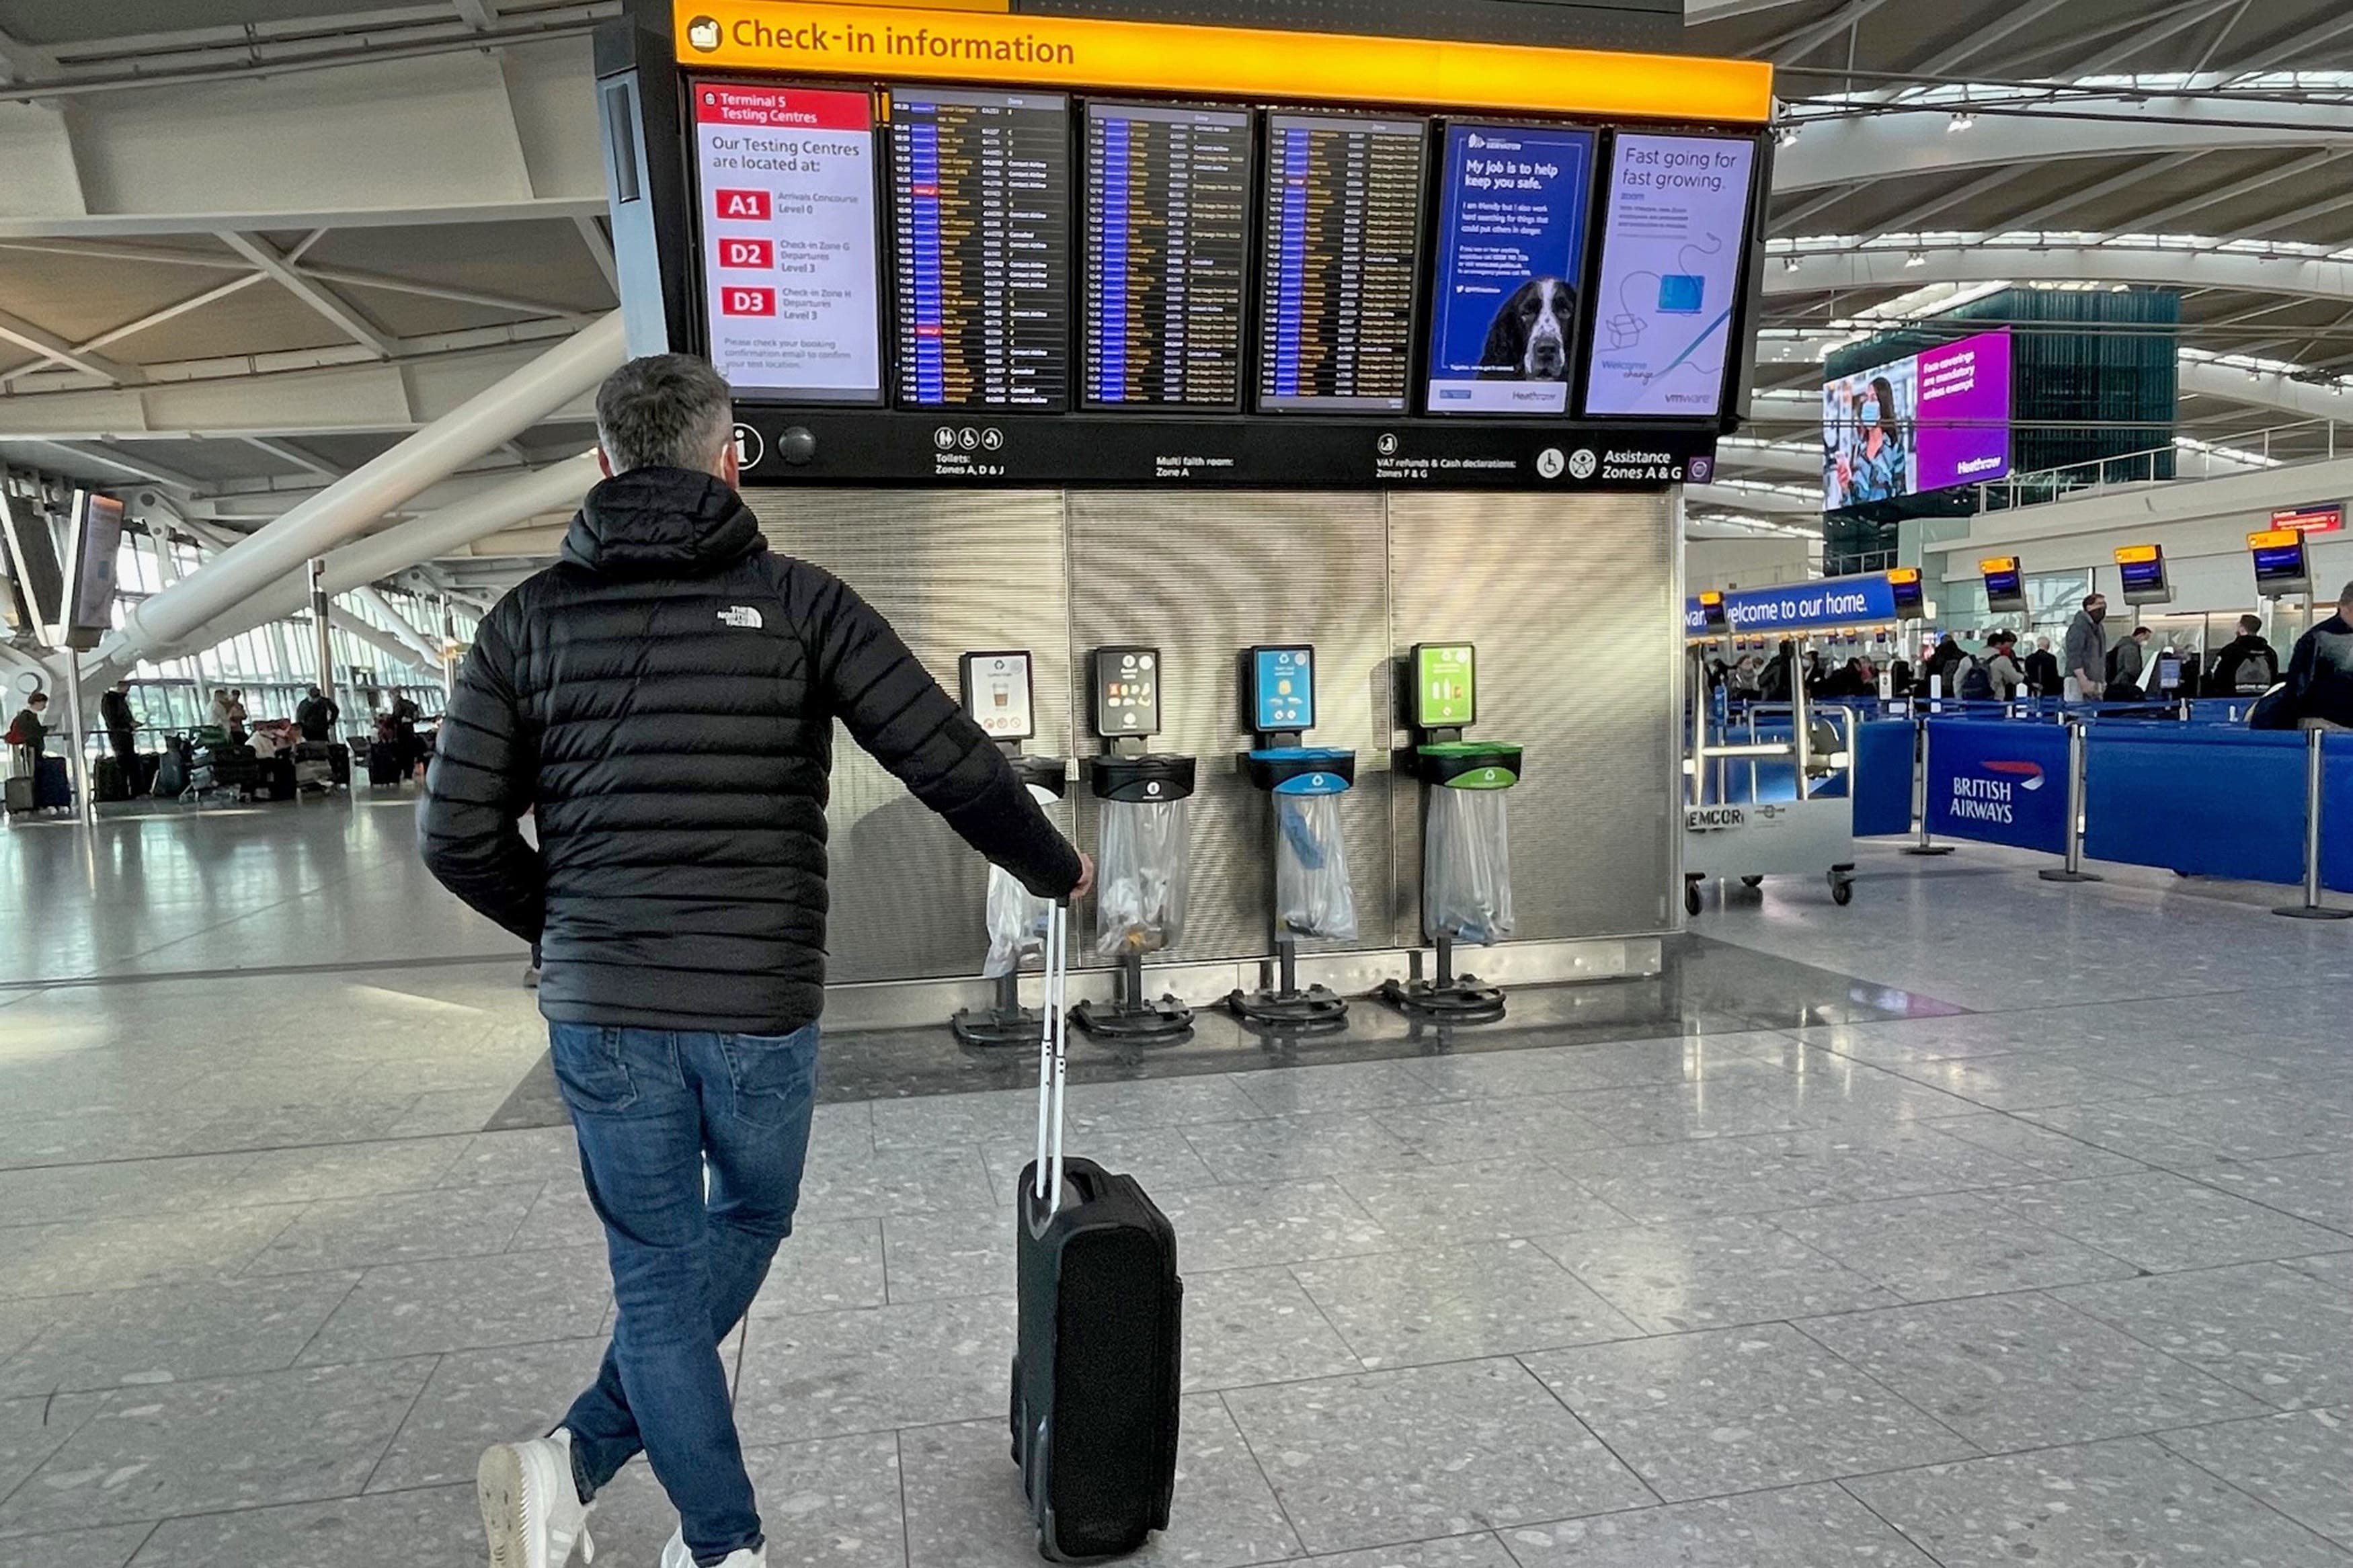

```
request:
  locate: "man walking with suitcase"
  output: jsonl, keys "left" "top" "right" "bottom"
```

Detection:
{"left": 421, "top": 353, "right": 1090, "bottom": 1568}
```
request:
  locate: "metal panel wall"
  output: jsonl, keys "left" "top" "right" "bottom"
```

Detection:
{"left": 740, "top": 485, "right": 1677, "bottom": 983}
{"left": 1388, "top": 491, "right": 1681, "bottom": 944}
{"left": 744, "top": 487, "right": 1072, "bottom": 983}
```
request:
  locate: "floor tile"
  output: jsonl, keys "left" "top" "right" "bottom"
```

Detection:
{"left": 1302, "top": 1536, "right": 1517, "bottom": 1568}
{"left": 2026, "top": 1091, "right": 2353, "bottom": 1173}
{"left": 2053, "top": 1262, "right": 2353, "bottom": 1409}
{"left": 1227, "top": 1059, "right": 1447, "bottom": 1116}
{"left": 243, "top": 1182, "right": 537, "bottom": 1275}
{"left": 869, "top": 1088, "right": 1033, "bottom": 1152}
{"left": 1536, "top": 1215, "right": 1899, "bottom": 1333}
{"left": 883, "top": 1208, "right": 1016, "bottom": 1303}
{"left": 2198, "top": 1151, "right": 2353, "bottom": 1233}
{"left": 573, "top": 1431, "right": 905, "bottom": 1568}
{"left": 1062, "top": 1076, "right": 1272, "bottom": 1133}
{"left": 0, "top": 1393, "right": 105, "bottom": 1510}
{"left": 1796, "top": 1292, "right": 2267, "bottom": 1450}
{"left": 0, "top": 1155, "right": 257, "bottom": 1227}
{"left": 1179, "top": 1267, "right": 1362, "bottom": 1393}
{"left": 1549, "top": 1124, "right": 2020, "bottom": 1226}
{"left": 1794, "top": 1012, "right": 2113, "bottom": 1062}
{"left": 733, "top": 1295, "right": 1015, "bottom": 1444}
{"left": 298, "top": 1245, "right": 611, "bottom": 1363}
{"left": 1845, "top": 1437, "right": 2353, "bottom": 1568}
{"left": 1181, "top": 1113, "right": 1430, "bottom": 1184}
{"left": 1866, "top": 1052, "right": 2159, "bottom": 1112}
{"left": 0, "top": 1358, "right": 434, "bottom": 1535}
{"left": 1921, "top": 1112, "right": 2151, "bottom": 1180}
{"left": 2284, "top": 1249, "right": 2353, "bottom": 1288}
{"left": 1549, "top": 1080, "right": 1816, "bottom": 1145}
{"left": 791, "top": 1145, "right": 996, "bottom": 1225}
{"left": 0, "top": 1208, "right": 301, "bottom": 1300}
{"left": 1293, "top": 1241, "right": 1640, "bottom": 1368}
{"left": 366, "top": 1336, "right": 608, "bottom": 1492}
{"left": 1522, "top": 1322, "right": 1974, "bottom": 1502}
{"left": 900, "top": 1398, "right": 1300, "bottom": 1568}
{"left": 6, "top": 1524, "right": 153, "bottom": 1568}
{"left": 0, "top": 1273, "right": 358, "bottom": 1397}
{"left": 1220, "top": 1358, "right": 1652, "bottom": 1553}
{"left": 436, "top": 1126, "right": 581, "bottom": 1189}
{"left": 124, "top": 1485, "right": 480, "bottom": 1567}
{"left": 1151, "top": 1180, "right": 1394, "bottom": 1273}
{"left": 1763, "top": 1191, "right": 2141, "bottom": 1301}
{"left": 2154, "top": 1408, "right": 2353, "bottom": 1548}
{"left": 749, "top": 1220, "right": 890, "bottom": 1317}
{"left": 1334, "top": 1161, "right": 1630, "bottom": 1247}
{"left": 212, "top": 1137, "right": 471, "bottom": 1205}
{"left": 1372, "top": 1096, "right": 1618, "bottom": 1166}
{"left": 1499, "top": 1481, "right": 1939, "bottom": 1566}
{"left": 1988, "top": 1173, "right": 2353, "bottom": 1272}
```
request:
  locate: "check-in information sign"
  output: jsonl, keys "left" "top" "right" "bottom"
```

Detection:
{"left": 692, "top": 80, "right": 883, "bottom": 401}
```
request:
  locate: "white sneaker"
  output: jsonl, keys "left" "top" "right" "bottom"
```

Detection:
{"left": 661, "top": 1528, "right": 764, "bottom": 1568}
{"left": 479, "top": 1428, "right": 596, "bottom": 1568}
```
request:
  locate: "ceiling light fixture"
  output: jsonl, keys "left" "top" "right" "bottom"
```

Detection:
{"left": 1776, "top": 124, "right": 1802, "bottom": 148}
{"left": 1948, "top": 112, "right": 1976, "bottom": 133}
{"left": 1905, "top": 250, "right": 1928, "bottom": 267}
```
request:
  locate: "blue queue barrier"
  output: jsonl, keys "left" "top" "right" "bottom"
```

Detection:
{"left": 2316, "top": 735, "right": 2353, "bottom": 895}
{"left": 1920, "top": 718, "right": 2073, "bottom": 854}
{"left": 2083, "top": 727, "right": 2306, "bottom": 883}
{"left": 1851, "top": 720, "right": 1915, "bottom": 837}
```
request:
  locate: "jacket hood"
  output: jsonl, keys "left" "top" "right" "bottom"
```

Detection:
{"left": 560, "top": 467, "right": 767, "bottom": 580}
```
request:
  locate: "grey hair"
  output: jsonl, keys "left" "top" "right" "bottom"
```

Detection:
{"left": 593, "top": 354, "right": 735, "bottom": 474}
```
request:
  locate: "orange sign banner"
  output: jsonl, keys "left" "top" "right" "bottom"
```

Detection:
{"left": 672, "top": 1, "right": 1775, "bottom": 123}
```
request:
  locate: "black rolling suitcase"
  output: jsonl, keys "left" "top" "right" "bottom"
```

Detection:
{"left": 1011, "top": 902, "right": 1182, "bottom": 1562}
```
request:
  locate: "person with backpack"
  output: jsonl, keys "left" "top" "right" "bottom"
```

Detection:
{"left": 2210, "top": 614, "right": 2279, "bottom": 695}
{"left": 2106, "top": 626, "right": 2153, "bottom": 696}
{"left": 1956, "top": 630, "right": 2025, "bottom": 701}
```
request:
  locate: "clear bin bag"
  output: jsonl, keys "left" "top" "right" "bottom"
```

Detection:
{"left": 1424, "top": 786, "right": 1515, "bottom": 946}
{"left": 1275, "top": 793, "right": 1358, "bottom": 941}
{"left": 982, "top": 864, "right": 1053, "bottom": 979}
{"left": 1096, "top": 797, "right": 1190, "bottom": 959}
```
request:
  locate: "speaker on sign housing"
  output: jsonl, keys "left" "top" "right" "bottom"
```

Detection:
{"left": 780, "top": 427, "right": 817, "bottom": 466}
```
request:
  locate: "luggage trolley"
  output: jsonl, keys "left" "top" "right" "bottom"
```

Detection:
{"left": 1681, "top": 638, "right": 1862, "bottom": 917}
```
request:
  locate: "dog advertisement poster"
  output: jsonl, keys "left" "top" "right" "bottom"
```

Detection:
{"left": 1425, "top": 123, "right": 1596, "bottom": 415}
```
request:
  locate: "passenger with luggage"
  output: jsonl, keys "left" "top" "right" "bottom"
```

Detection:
{"left": 422, "top": 354, "right": 1092, "bottom": 1568}
{"left": 1955, "top": 630, "right": 2026, "bottom": 700}
{"left": 99, "top": 680, "right": 137, "bottom": 773}
{"left": 5, "top": 690, "right": 68, "bottom": 817}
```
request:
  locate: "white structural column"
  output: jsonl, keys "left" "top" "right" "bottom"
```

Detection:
{"left": 352, "top": 585, "right": 447, "bottom": 667}
{"left": 94, "top": 313, "right": 623, "bottom": 676}
{"left": 144, "top": 454, "right": 600, "bottom": 675}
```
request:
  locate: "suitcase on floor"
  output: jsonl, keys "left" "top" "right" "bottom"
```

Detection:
{"left": 4, "top": 773, "right": 32, "bottom": 816}
{"left": 368, "top": 743, "right": 406, "bottom": 786}
{"left": 94, "top": 756, "right": 128, "bottom": 802}
{"left": 1010, "top": 902, "right": 1182, "bottom": 1562}
{"left": 327, "top": 742, "right": 352, "bottom": 784}
{"left": 34, "top": 756, "right": 70, "bottom": 811}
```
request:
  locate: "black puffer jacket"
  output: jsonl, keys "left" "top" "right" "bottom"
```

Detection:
{"left": 420, "top": 466, "right": 1080, "bottom": 1034}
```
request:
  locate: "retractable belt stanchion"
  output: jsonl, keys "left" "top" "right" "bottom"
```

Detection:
{"left": 2038, "top": 716, "right": 2102, "bottom": 884}
{"left": 2275, "top": 728, "right": 2353, "bottom": 921}
{"left": 1902, "top": 713, "right": 1952, "bottom": 856}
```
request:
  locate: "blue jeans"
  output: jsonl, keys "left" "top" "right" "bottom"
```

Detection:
{"left": 547, "top": 1022, "right": 820, "bottom": 1566}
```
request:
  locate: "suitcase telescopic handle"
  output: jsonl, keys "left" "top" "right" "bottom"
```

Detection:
{"left": 1031, "top": 897, "right": 1071, "bottom": 1214}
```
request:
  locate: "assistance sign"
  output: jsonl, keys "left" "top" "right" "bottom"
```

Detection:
{"left": 693, "top": 80, "right": 883, "bottom": 401}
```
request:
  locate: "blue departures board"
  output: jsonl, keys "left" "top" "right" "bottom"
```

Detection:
{"left": 1425, "top": 123, "right": 1596, "bottom": 417}
{"left": 1084, "top": 102, "right": 1251, "bottom": 409}
{"left": 1252, "top": 647, "right": 1314, "bottom": 732}
{"left": 887, "top": 87, "right": 1072, "bottom": 410}
{"left": 1257, "top": 114, "right": 1427, "bottom": 413}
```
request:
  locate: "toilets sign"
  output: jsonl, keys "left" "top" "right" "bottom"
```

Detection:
{"left": 1683, "top": 573, "right": 1903, "bottom": 636}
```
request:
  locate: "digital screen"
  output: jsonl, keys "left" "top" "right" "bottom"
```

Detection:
{"left": 1412, "top": 643, "right": 1476, "bottom": 728}
{"left": 1257, "top": 113, "right": 1427, "bottom": 413}
{"left": 2272, "top": 504, "right": 2343, "bottom": 535}
{"left": 1581, "top": 132, "right": 1755, "bottom": 418}
{"left": 1092, "top": 645, "right": 1160, "bottom": 737}
{"left": 1425, "top": 122, "right": 1595, "bottom": 416}
{"left": 1823, "top": 330, "right": 2013, "bottom": 509}
{"left": 67, "top": 492, "right": 123, "bottom": 650}
{"left": 887, "top": 87, "right": 1072, "bottom": 410}
{"left": 2254, "top": 539, "right": 2310, "bottom": 588}
{"left": 1982, "top": 564, "right": 2025, "bottom": 610}
{"left": 691, "top": 80, "right": 883, "bottom": 403}
{"left": 2156, "top": 656, "right": 2183, "bottom": 694}
{"left": 0, "top": 487, "right": 63, "bottom": 648}
{"left": 1083, "top": 102, "right": 1252, "bottom": 410}
{"left": 1250, "top": 646, "right": 1314, "bottom": 732}
{"left": 1889, "top": 573, "right": 1925, "bottom": 614}
{"left": 2119, "top": 556, "right": 2167, "bottom": 595}
{"left": 1697, "top": 595, "right": 1727, "bottom": 630}
{"left": 958, "top": 650, "right": 1035, "bottom": 742}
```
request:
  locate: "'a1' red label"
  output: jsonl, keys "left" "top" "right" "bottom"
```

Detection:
{"left": 719, "top": 288, "right": 776, "bottom": 317}
{"left": 718, "top": 237, "right": 773, "bottom": 270}
{"left": 713, "top": 188, "right": 770, "bottom": 221}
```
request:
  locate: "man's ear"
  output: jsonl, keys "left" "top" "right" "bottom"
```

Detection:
{"left": 595, "top": 446, "right": 615, "bottom": 479}
{"left": 718, "top": 431, "right": 741, "bottom": 487}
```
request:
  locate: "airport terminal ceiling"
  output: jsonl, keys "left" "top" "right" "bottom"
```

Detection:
{"left": 0, "top": 0, "right": 2350, "bottom": 575}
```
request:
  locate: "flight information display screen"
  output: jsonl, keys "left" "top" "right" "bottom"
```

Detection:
{"left": 1256, "top": 113, "right": 1427, "bottom": 413}
{"left": 1082, "top": 101, "right": 1252, "bottom": 410}
{"left": 886, "top": 87, "right": 1072, "bottom": 410}
{"left": 2254, "top": 536, "right": 2310, "bottom": 589}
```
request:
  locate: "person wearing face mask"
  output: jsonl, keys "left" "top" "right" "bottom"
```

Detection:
{"left": 2063, "top": 593, "right": 2110, "bottom": 701}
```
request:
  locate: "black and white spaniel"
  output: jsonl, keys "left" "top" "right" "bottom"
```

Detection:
{"left": 1479, "top": 278, "right": 1576, "bottom": 381}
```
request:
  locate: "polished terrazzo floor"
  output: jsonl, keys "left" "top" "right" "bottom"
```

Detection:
{"left": 0, "top": 797, "right": 2349, "bottom": 1566}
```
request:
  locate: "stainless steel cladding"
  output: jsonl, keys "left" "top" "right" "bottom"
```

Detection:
{"left": 742, "top": 486, "right": 1677, "bottom": 982}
